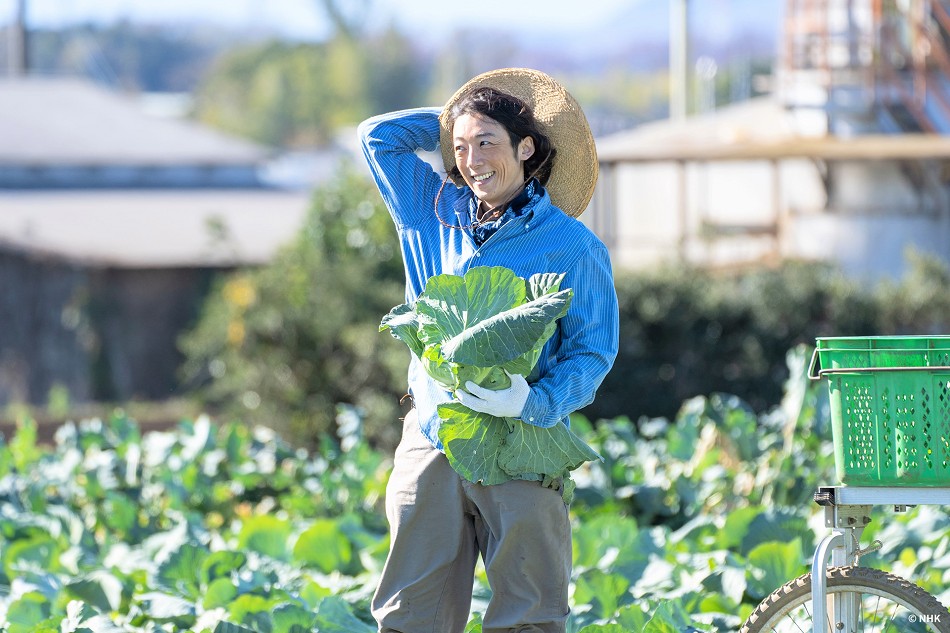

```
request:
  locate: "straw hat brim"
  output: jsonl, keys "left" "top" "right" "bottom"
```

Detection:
{"left": 438, "top": 68, "right": 598, "bottom": 218}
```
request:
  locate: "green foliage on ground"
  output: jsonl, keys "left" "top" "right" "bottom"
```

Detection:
{"left": 4, "top": 347, "right": 950, "bottom": 632}
{"left": 0, "top": 412, "right": 388, "bottom": 633}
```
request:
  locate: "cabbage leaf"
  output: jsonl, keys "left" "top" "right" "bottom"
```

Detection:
{"left": 380, "top": 266, "right": 602, "bottom": 502}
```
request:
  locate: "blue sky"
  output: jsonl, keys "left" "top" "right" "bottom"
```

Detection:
{"left": 2, "top": 0, "right": 639, "bottom": 41}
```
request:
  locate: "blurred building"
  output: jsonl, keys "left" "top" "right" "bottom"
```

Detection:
{"left": 0, "top": 76, "right": 312, "bottom": 407}
{"left": 590, "top": 0, "right": 950, "bottom": 280}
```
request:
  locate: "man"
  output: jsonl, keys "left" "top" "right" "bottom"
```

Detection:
{"left": 358, "top": 68, "right": 619, "bottom": 633}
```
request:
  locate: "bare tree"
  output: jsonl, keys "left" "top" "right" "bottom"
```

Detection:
{"left": 316, "top": 0, "right": 372, "bottom": 40}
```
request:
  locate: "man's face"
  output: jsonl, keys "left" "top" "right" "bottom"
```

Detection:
{"left": 452, "top": 113, "right": 534, "bottom": 210}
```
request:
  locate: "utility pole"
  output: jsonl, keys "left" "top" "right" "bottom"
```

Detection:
{"left": 7, "top": 0, "right": 28, "bottom": 77}
{"left": 669, "top": 0, "right": 689, "bottom": 121}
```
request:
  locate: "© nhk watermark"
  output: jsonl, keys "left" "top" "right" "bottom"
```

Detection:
{"left": 908, "top": 613, "right": 943, "bottom": 624}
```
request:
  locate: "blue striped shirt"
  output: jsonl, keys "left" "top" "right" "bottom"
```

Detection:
{"left": 358, "top": 107, "right": 619, "bottom": 449}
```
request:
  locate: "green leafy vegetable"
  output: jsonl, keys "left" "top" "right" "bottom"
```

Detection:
{"left": 0, "top": 347, "right": 882, "bottom": 632}
{"left": 380, "top": 266, "right": 602, "bottom": 501}
{"left": 435, "top": 402, "right": 511, "bottom": 486}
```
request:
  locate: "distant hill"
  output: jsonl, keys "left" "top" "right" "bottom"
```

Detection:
{"left": 0, "top": 22, "right": 233, "bottom": 92}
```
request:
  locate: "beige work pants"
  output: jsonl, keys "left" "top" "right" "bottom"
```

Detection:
{"left": 372, "top": 412, "right": 571, "bottom": 633}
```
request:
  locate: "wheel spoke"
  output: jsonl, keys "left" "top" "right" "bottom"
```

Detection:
{"left": 741, "top": 568, "right": 950, "bottom": 633}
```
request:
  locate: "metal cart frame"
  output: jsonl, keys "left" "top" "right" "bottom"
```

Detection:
{"left": 810, "top": 485, "right": 950, "bottom": 633}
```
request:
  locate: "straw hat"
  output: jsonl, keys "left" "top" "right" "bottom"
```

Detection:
{"left": 438, "top": 68, "right": 598, "bottom": 218}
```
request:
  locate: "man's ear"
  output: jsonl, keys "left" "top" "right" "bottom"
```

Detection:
{"left": 519, "top": 137, "right": 535, "bottom": 160}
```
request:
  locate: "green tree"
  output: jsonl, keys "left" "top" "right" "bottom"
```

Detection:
{"left": 192, "top": 41, "right": 338, "bottom": 147}
{"left": 365, "top": 25, "right": 427, "bottom": 116}
{"left": 191, "top": 28, "right": 422, "bottom": 148}
{"left": 313, "top": 0, "right": 372, "bottom": 40}
{"left": 590, "top": 254, "right": 950, "bottom": 425}
{"left": 179, "top": 166, "right": 408, "bottom": 450}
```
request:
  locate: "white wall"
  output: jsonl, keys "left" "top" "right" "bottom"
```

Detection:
{"left": 596, "top": 156, "right": 950, "bottom": 279}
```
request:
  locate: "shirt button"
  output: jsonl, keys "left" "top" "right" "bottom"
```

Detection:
{"left": 529, "top": 416, "right": 535, "bottom": 422}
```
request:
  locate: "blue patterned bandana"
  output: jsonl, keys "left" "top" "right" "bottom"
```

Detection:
{"left": 470, "top": 179, "right": 539, "bottom": 246}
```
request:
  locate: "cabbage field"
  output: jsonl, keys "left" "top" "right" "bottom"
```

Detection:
{"left": 3, "top": 347, "right": 950, "bottom": 632}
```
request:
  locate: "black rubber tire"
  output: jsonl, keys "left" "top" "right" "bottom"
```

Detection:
{"left": 740, "top": 566, "right": 950, "bottom": 633}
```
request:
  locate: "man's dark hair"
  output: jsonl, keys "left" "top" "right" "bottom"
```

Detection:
{"left": 447, "top": 86, "right": 557, "bottom": 186}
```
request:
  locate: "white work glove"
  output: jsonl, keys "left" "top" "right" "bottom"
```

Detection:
{"left": 456, "top": 371, "right": 530, "bottom": 419}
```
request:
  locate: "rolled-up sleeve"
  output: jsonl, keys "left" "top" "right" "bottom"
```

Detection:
{"left": 357, "top": 107, "right": 444, "bottom": 230}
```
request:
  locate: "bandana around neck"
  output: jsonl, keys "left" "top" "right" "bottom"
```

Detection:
{"left": 470, "top": 179, "right": 540, "bottom": 246}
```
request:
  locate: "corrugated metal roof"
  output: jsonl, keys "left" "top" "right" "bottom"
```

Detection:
{"left": 0, "top": 77, "right": 268, "bottom": 165}
{"left": 0, "top": 189, "right": 311, "bottom": 268}
{"left": 596, "top": 98, "right": 950, "bottom": 162}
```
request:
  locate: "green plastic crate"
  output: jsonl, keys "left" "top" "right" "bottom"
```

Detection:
{"left": 816, "top": 335, "right": 950, "bottom": 370}
{"left": 813, "top": 336, "right": 950, "bottom": 486}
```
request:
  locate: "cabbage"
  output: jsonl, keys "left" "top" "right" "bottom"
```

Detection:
{"left": 380, "top": 266, "right": 601, "bottom": 502}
